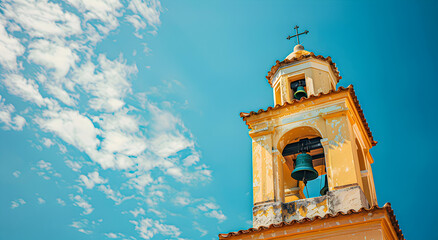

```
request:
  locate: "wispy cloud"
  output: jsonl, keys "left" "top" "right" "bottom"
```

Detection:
{"left": 130, "top": 207, "right": 145, "bottom": 218}
{"left": 32, "top": 160, "right": 61, "bottom": 180}
{"left": 79, "top": 171, "right": 107, "bottom": 189}
{"left": 65, "top": 160, "right": 82, "bottom": 172}
{"left": 37, "top": 197, "right": 46, "bottom": 204}
{"left": 12, "top": 170, "right": 21, "bottom": 178}
{"left": 0, "top": 96, "right": 25, "bottom": 130}
{"left": 42, "top": 138, "right": 55, "bottom": 148}
{"left": 193, "top": 222, "right": 208, "bottom": 237}
{"left": 70, "top": 219, "right": 93, "bottom": 234}
{"left": 2, "top": 0, "right": 82, "bottom": 39}
{"left": 197, "top": 202, "right": 227, "bottom": 222}
{"left": 2, "top": 74, "right": 48, "bottom": 106}
{"left": 98, "top": 184, "right": 132, "bottom": 205}
{"left": 104, "top": 232, "right": 123, "bottom": 239}
{"left": 70, "top": 194, "right": 93, "bottom": 215}
{"left": 132, "top": 218, "right": 181, "bottom": 240}
{"left": 0, "top": 23, "right": 25, "bottom": 70}
{"left": 11, "top": 198, "right": 26, "bottom": 209}
{"left": 56, "top": 198, "right": 66, "bottom": 206}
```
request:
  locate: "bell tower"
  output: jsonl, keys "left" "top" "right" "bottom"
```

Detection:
{"left": 245, "top": 41, "right": 378, "bottom": 225}
{"left": 219, "top": 27, "right": 403, "bottom": 240}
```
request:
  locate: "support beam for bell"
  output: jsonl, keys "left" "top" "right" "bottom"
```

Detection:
{"left": 282, "top": 137, "right": 323, "bottom": 157}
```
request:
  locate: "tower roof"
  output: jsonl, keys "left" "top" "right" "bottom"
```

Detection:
{"left": 266, "top": 45, "right": 342, "bottom": 87}
{"left": 218, "top": 203, "right": 404, "bottom": 240}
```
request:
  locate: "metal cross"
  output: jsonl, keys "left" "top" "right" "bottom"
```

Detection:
{"left": 286, "top": 25, "right": 309, "bottom": 45}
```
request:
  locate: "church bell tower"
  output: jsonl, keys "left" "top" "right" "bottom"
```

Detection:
{"left": 219, "top": 26, "right": 404, "bottom": 240}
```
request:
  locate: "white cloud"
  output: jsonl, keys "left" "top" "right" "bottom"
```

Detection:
{"left": 0, "top": 22, "right": 25, "bottom": 70}
{"left": 173, "top": 196, "right": 191, "bottom": 207}
{"left": 126, "top": 173, "right": 153, "bottom": 193}
{"left": 71, "top": 55, "right": 137, "bottom": 112}
{"left": 197, "top": 202, "right": 218, "bottom": 212}
{"left": 37, "top": 160, "right": 52, "bottom": 171}
{"left": 28, "top": 39, "right": 78, "bottom": 79}
{"left": 183, "top": 153, "right": 200, "bottom": 167}
{"left": 206, "top": 210, "right": 227, "bottom": 222}
{"left": 70, "top": 219, "right": 92, "bottom": 234}
{"left": 146, "top": 103, "right": 194, "bottom": 158}
{"left": 5, "top": 21, "right": 22, "bottom": 33}
{"left": 98, "top": 184, "right": 131, "bottom": 205}
{"left": 79, "top": 171, "right": 107, "bottom": 189}
{"left": 0, "top": 95, "right": 26, "bottom": 130}
{"left": 45, "top": 83, "right": 77, "bottom": 107}
{"left": 149, "top": 133, "right": 193, "bottom": 159}
{"left": 101, "top": 131, "right": 147, "bottom": 157}
{"left": 36, "top": 108, "right": 117, "bottom": 168}
{"left": 130, "top": 207, "right": 145, "bottom": 218}
{"left": 66, "top": 0, "right": 123, "bottom": 35}
{"left": 73, "top": 55, "right": 137, "bottom": 112}
{"left": 1, "top": 74, "right": 46, "bottom": 106}
{"left": 104, "top": 233, "right": 120, "bottom": 239}
{"left": 56, "top": 198, "right": 66, "bottom": 206}
{"left": 58, "top": 144, "right": 68, "bottom": 153}
{"left": 127, "top": 0, "right": 161, "bottom": 29}
{"left": 70, "top": 194, "right": 94, "bottom": 215}
{"left": 126, "top": 15, "right": 146, "bottom": 32}
{"left": 2, "top": 0, "right": 82, "bottom": 38}
{"left": 12, "top": 170, "right": 21, "bottom": 178}
{"left": 197, "top": 202, "right": 227, "bottom": 223}
{"left": 148, "top": 208, "right": 165, "bottom": 218}
{"left": 37, "top": 197, "right": 46, "bottom": 204}
{"left": 65, "top": 160, "right": 82, "bottom": 172}
{"left": 11, "top": 198, "right": 26, "bottom": 209}
{"left": 33, "top": 160, "right": 61, "bottom": 180}
{"left": 37, "top": 108, "right": 99, "bottom": 154}
{"left": 193, "top": 222, "right": 208, "bottom": 237}
{"left": 133, "top": 218, "right": 181, "bottom": 240}
{"left": 42, "top": 138, "right": 55, "bottom": 147}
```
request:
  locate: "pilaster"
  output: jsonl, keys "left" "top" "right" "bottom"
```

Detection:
{"left": 322, "top": 111, "right": 362, "bottom": 190}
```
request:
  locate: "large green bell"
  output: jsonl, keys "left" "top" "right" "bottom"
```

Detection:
{"left": 320, "top": 175, "right": 329, "bottom": 195}
{"left": 294, "top": 86, "right": 307, "bottom": 100}
{"left": 291, "top": 153, "right": 318, "bottom": 182}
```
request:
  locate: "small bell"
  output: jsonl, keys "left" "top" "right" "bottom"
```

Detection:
{"left": 294, "top": 86, "right": 307, "bottom": 100}
{"left": 291, "top": 153, "right": 318, "bottom": 182}
{"left": 320, "top": 175, "right": 329, "bottom": 196}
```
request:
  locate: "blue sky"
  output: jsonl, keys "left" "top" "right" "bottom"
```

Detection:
{"left": 0, "top": 0, "right": 437, "bottom": 239}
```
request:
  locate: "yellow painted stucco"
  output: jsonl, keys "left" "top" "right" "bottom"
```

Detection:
{"left": 220, "top": 208, "right": 400, "bottom": 240}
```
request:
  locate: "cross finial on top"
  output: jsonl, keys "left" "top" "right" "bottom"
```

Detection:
{"left": 286, "top": 25, "right": 309, "bottom": 45}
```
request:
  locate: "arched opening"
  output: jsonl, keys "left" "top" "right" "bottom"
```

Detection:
{"left": 277, "top": 126, "right": 327, "bottom": 202}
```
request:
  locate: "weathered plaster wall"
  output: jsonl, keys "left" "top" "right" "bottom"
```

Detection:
{"left": 322, "top": 111, "right": 362, "bottom": 190}
{"left": 253, "top": 186, "right": 369, "bottom": 228}
{"left": 252, "top": 133, "right": 274, "bottom": 204}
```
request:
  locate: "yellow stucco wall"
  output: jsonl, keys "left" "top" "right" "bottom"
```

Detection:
{"left": 220, "top": 209, "right": 399, "bottom": 240}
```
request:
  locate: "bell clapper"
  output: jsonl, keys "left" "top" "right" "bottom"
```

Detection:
{"left": 302, "top": 172, "right": 310, "bottom": 198}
